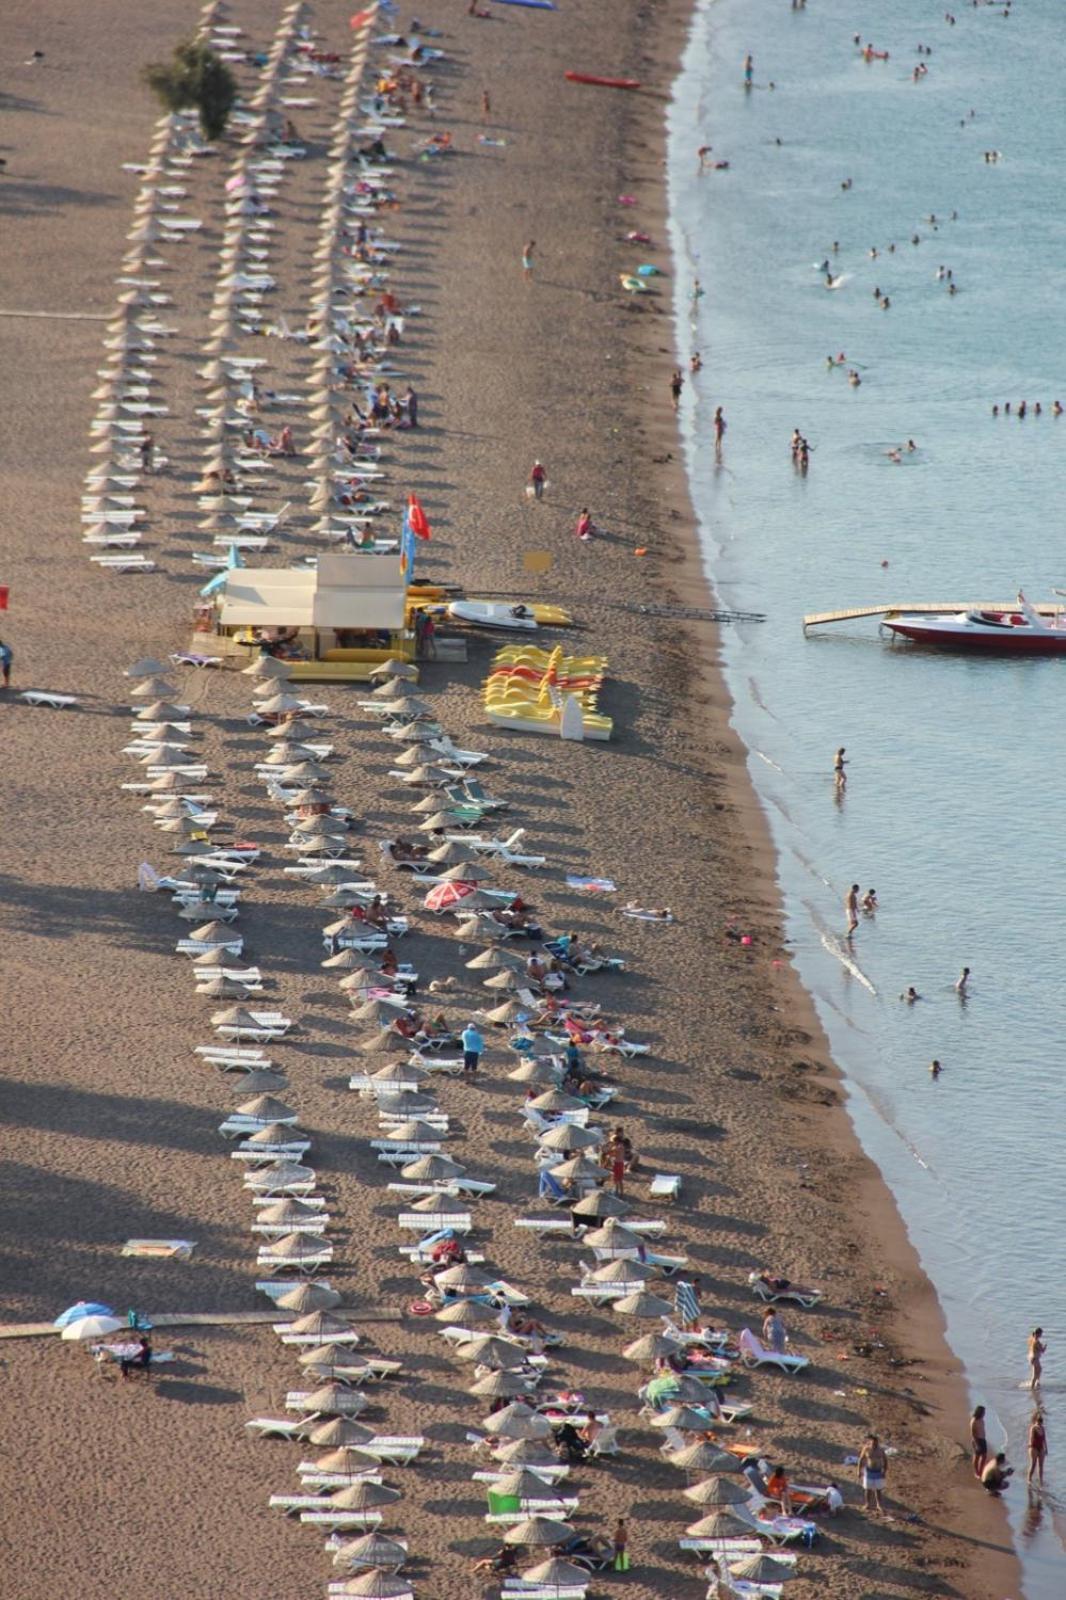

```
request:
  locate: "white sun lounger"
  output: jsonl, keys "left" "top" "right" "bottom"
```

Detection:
{"left": 396, "top": 1212, "right": 471, "bottom": 1233}
{"left": 285, "top": 1389, "right": 369, "bottom": 1417}
{"left": 19, "top": 690, "right": 80, "bottom": 709}
{"left": 196, "top": 1044, "right": 267, "bottom": 1064}
{"left": 252, "top": 1217, "right": 329, "bottom": 1237}
{"left": 91, "top": 554, "right": 157, "bottom": 572}
{"left": 299, "top": 1508, "right": 387, "bottom": 1529}
{"left": 276, "top": 1325, "right": 357, "bottom": 1344}
{"left": 233, "top": 1136, "right": 310, "bottom": 1160}
{"left": 486, "top": 1499, "right": 579, "bottom": 1524}
{"left": 257, "top": 1241, "right": 332, "bottom": 1272}
{"left": 387, "top": 1179, "right": 496, "bottom": 1199}
{"left": 738, "top": 1330, "right": 810, "bottom": 1373}
{"left": 747, "top": 1274, "right": 823, "bottom": 1309}
{"left": 178, "top": 936, "right": 243, "bottom": 955}
{"left": 221, "top": 1113, "right": 301, "bottom": 1137}
{"left": 245, "top": 1414, "right": 321, "bottom": 1440}
{"left": 270, "top": 1491, "right": 378, "bottom": 1516}
{"left": 247, "top": 1175, "right": 318, "bottom": 1199}
{"left": 649, "top": 1173, "right": 683, "bottom": 1203}
{"left": 501, "top": 1587, "right": 584, "bottom": 1600}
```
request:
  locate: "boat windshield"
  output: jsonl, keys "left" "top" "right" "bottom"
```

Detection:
{"left": 969, "top": 610, "right": 1022, "bottom": 628}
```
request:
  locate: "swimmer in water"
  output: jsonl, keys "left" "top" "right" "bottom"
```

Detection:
{"left": 862, "top": 888, "right": 878, "bottom": 912}
{"left": 930, "top": 1059, "right": 942, "bottom": 1078}
{"left": 690, "top": 351, "right": 702, "bottom": 372}
{"left": 1054, "top": 401, "right": 1063, "bottom": 417}
{"left": 955, "top": 966, "right": 970, "bottom": 996}
{"left": 901, "top": 987, "right": 921, "bottom": 1004}
{"left": 906, "top": 439, "right": 917, "bottom": 451}
{"left": 698, "top": 146, "right": 713, "bottom": 171}
{"left": 744, "top": 53, "right": 754, "bottom": 87}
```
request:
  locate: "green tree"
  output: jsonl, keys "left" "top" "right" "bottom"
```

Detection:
{"left": 144, "top": 40, "right": 236, "bottom": 142}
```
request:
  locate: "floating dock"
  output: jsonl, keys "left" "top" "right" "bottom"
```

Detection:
{"left": 803, "top": 601, "right": 1066, "bottom": 631}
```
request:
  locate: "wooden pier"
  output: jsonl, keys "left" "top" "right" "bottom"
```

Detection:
{"left": 803, "top": 600, "right": 1066, "bottom": 631}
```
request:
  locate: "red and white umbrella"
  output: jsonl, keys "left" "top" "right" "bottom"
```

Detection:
{"left": 423, "top": 879, "right": 477, "bottom": 913}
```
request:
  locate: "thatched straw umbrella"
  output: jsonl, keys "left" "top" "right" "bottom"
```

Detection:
{"left": 670, "top": 1472, "right": 751, "bottom": 1504}
{"left": 275, "top": 1283, "right": 341, "bottom": 1314}
{"left": 502, "top": 1517, "right": 575, "bottom": 1548}
{"left": 331, "top": 1531, "right": 408, "bottom": 1571}
{"left": 480, "top": 1408, "right": 550, "bottom": 1446}
{"left": 453, "top": 1335, "right": 529, "bottom": 1370}
{"left": 307, "top": 1417, "right": 375, "bottom": 1449}
{"left": 612, "top": 1289, "right": 674, "bottom": 1320}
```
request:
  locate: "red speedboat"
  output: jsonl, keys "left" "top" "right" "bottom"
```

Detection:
{"left": 883, "top": 592, "right": 1066, "bottom": 653}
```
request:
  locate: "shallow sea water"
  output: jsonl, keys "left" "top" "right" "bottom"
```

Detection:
{"left": 668, "top": 1, "right": 1066, "bottom": 1590}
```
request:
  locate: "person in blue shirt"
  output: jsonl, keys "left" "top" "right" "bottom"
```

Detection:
{"left": 0, "top": 638, "right": 11, "bottom": 687}
{"left": 461, "top": 1022, "right": 484, "bottom": 1075}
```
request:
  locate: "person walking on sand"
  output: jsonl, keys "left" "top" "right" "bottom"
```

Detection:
{"left": 461, "top": 1020, "right": 484, "bottom": 1076}
{"left": 1029, "top": 1328, "right": 1046, "bottom": 1390}
{"left": 481, "top": 88, "right": 491, "bottom": 123}
{"left": 1028, "top": 1412, "right": 1048, "bottom": 1486}
{"left": 834, "top": 746, "right": 848, "bottom": 789}
{"left": 857, "top": 1434, "right": 888, "bottom": 1513}
{"left": 845, "top": 883, "right": 860, "bottom": 935}
{"left": 0, "top": 637, "right": 11, "bottom": 688}
{"left": 529, "top": 460, "right": 547, "bottom": 500}
{"left": 713, "top": 406, "right": 726, "bottom": 458}
{"left": 971, "top": 1406, "right": 988, "bottom": 1477}
{"left": 522, "top": 240, "right": 535, "bottom": 281}
{"left": 670, "top": 369, "right": 684, "bottom": 411}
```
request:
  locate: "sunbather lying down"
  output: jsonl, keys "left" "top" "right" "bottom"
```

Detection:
{"left": 622, "top": 903, "right": 674, "bottom": 922}
{"left": 748, "top": 1271, "right": 822, "bottom": 1306}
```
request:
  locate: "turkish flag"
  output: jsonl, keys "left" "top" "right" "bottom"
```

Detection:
{"left": 407, "top": 494, "right": 431, "bottom": 541}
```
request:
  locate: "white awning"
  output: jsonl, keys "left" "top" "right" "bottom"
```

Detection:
{"left": 220, "top": 555, "right": 407, "bottom": 629}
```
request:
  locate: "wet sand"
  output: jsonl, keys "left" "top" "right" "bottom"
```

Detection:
{"left": 0, "top": 1, "right": 1020, "bottom": 1598}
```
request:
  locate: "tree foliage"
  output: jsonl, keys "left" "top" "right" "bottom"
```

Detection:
{"left": 143, "top": 40, "right": 236, "bottom": 142}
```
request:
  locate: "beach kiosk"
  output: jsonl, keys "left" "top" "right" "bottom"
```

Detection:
{"left": 199, "top": 553, "right": 413, "bottom": 681}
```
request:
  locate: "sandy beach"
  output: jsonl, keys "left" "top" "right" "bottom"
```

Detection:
{"left": 0, "top": 2, "right": 1021, "bottom": 1598}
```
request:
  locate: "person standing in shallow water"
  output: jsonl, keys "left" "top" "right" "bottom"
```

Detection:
{"left": 713, "top": 406, "right": 726, "bottom": 458}
{"left": 970, "top": 1405, "right": 988, "bottom": 1477}
{"left": 845, "top": 883, "right": 860, "bottom": 934}
{"left": 1029, "top": 1328, "right": 1046, "bottom": 1390}
{"left": 834, "top": 747, "right": 848, "bottom": 790}
{"left": 1028, "top": 1412, "right": 1048, "bottom": 1485}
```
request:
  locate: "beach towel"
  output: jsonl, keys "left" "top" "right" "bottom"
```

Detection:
{"left": 566, "top": 875, "right": 616, "bottom": 893}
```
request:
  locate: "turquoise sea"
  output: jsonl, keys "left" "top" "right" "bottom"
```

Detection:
{"left": 669, "top": 1, "right": 1066, "bottom": 1590}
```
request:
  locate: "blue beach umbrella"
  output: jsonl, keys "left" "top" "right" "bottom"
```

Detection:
{"left": 54, "top": 1301, "right": 114, "bottom": 1328}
